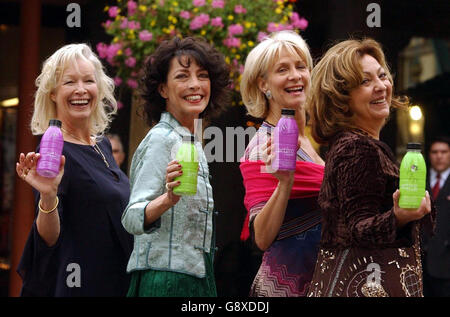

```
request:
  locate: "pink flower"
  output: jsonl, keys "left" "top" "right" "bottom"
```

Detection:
{"left": 211, "top": 0, "right": 225, "bottom": 9}
{"left": 128, "top": 21, "right": 141, "bottom": 30}
{"left": 267, "top": 22, "right": 279, "bottom": 32}
{"left": 291, "top": 12, "right": 300, "bottom": 22}
{"left": 268, "top": 23, "right": 293, "bottom": 32}
{"left": 192, "top": 0, "right": 205, "bottom": 7}
{"left": 189, "top": 14, "right": 209, "bottom": 30}
{"left": 291, "top": 12, "right": 308, "bottom": 30}
{"left": 139, "top": 30, "right": 153, "bottom": 42}
{"left": 117, "top": 101, "right": 124, "bottom": 109}
{"left": 234, "top": 5, "right": 247, "bottom": 14}
{"left": 228, "top": 24, "right": 243, "bottom": 36}
{"left": 125, "top": 48, "right": 133, "bottom": 56}
{"left": 127, "top": 1, "right": 137, "bottom": 15}
{"left": 127, "top": 79, "right": 138, "bottom": 89}
{"left": 114, "top": 77, "right": 123, "bottom": 86}
{"left": 290, "top": 12, "right": 308, "bottom": 30}
{"left": 223, "top": 37, "right": 241, "bottom": 48}
{"left": 257, "top": 31, "right": 268, "bottom": 42}
{"left": 106, "top": 43, "right": 121, "bottom": 64}
{"left": 104, "top": 20, "right": 113, "bottom": 28}
{"left": 96, "top": 43, "right": 108, "bottom": 59}
{"left": 120, "top": 18, "right": 128, "bottom": 29}
{"left": 179, "top": 11, "right": 191, "bottom": 19}
{"left": 125, "top": 57, "right": 136, "bottom": 68}
{"left": 211, "top": 17, "right": 224, "bottom": 28}
{"left": 108, "top": 6, "right": 119, "bottom": 18}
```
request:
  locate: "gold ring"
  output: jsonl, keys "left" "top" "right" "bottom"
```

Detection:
{"left": 165, "top": 183, "right": 171, "bottom": 191}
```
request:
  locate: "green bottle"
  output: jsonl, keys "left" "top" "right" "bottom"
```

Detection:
{"left": 173, "top": 135, "right": 198, "bottom": 196}
{"left": 399, "top": 143, "right": 427, "bottom": 208}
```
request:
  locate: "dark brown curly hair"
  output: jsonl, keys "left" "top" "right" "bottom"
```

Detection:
{"left": 140, "top": 36, "right": 231, "bottom": 126}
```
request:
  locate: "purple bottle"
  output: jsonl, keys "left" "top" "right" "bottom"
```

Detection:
{"left": 272, "top": 109, "right": 298, "bottom": 171}
{"left": 36, "top": 119, "right": 64, "bottom": 178}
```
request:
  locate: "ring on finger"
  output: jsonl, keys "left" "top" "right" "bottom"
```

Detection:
{"left": 165, "top": 183, "right": 171, "bottom": 191}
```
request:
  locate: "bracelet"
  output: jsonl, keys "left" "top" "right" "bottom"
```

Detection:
{"left": 39, "top": 196, "right": 59, "bottom": 214}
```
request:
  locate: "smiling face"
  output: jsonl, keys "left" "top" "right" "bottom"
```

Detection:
{"left": 349, "top": 54, "right": 392, "bottom": 133}
{"left": 51, "top": 58, "right": 98, "bottom": 127}
{"left": 258, "top": 48, "right": 310, "bottom": 113}
{"left": 159, "top": 55, "right": 211, "bottom": 123}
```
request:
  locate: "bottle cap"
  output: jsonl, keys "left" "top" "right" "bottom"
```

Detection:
{"left": 406, "top": 142, "right": 421, "bottom": 150}
{"left": 182, "top": 135, "right": 195, "bottom": 142}
{"left": 49, "top": 119, "right": 62, "bottom": 128}
{"left": 281, "top": 108, "right": 295, "bottom": 116}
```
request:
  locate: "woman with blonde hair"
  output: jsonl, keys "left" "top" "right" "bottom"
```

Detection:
{"left": 239, "top": 30, "right": 325, "bottom": 297}
{"left": 307, "top": 38, "right": 433, "bottom": 297}
{"left": 15, "top": 44, "right": 133, "bottom": 296}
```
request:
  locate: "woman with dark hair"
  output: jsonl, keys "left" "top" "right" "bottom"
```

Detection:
{"left": 307, "top": 38, "right": 433, "bottom": 297}
{"left": 121, "top": 36, "right": 230, "bottom": 297}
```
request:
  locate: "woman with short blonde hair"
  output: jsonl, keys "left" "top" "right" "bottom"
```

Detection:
{"left": 239, "top": 31, "right": 324, "bottom": 297}
{"left": 240, "top": 30, "right": 313, "bottom": 119}
{"left": 15, "top": 43, "right": 132, "bottom": 296}
{"left": 31, "top": 43, "right": 117, "bottom": 137}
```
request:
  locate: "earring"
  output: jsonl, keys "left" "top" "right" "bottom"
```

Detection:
{"left": 265, "top": 90, "right": 272, "bottom": 99}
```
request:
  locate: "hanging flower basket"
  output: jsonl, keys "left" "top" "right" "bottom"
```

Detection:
{"left": 97, "top": 0, "right": 308, "bottom": 107}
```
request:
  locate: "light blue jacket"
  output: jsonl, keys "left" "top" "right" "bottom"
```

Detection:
{"left": 122, "top": 112, "right": 215, "bottom": 278}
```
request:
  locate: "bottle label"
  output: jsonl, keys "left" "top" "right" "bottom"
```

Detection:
{"left": 36, "top": 126, "right": 63, "bottom": 178}
{"left": 399, "top": 153, "right": 426, "bottom": 208}
{"left": 273, "top": 123, "right": 298, "bottom": 171}
{"left": 173, "top": 162, "right": 198, "bottom": 195}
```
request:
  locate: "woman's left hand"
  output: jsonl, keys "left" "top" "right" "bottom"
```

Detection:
{"left": 392, "top": 190, "right": 432, "bottom": 228}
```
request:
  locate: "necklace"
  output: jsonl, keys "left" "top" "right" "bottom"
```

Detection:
{"left": 61, "top": 128, "right": 110, "bottom": 168}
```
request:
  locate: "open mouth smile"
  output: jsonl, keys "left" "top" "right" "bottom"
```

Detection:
{"left": 69, "top": 99, "right": 90, "bottom": 106}
{"left": 184, "top": 95, "right": 204, "bottom": 103}
{"left": 285, "top": 86, "right": 304, "bottom": 94}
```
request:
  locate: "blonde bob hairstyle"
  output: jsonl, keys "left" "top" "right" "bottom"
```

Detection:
{"left": 308, "top": 38, "right": 408, "bottom": 145}
{"left": 240, "top": 30, "right": 313, "bottom": 119}
{"left": 31, "top": 43, "right": 117, "bottom": 136}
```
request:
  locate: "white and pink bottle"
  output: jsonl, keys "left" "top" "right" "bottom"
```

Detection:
{"left": 36, "top": 119, "right": 64, "bottom": 178}
{"left": 272, "top": 109, "right": 298, "bottom": 171}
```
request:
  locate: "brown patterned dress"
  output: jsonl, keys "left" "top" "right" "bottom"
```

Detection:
{"left": 307, "top": 130, "right": 434, "bottom": 297}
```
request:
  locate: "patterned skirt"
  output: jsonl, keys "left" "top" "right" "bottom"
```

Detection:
{"left": 250, "top": 223, "right": 322, "bottom": 297}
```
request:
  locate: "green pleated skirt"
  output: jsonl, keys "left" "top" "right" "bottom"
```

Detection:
{"left": 126, "top": 252, "right": 217, "bottom": 297}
